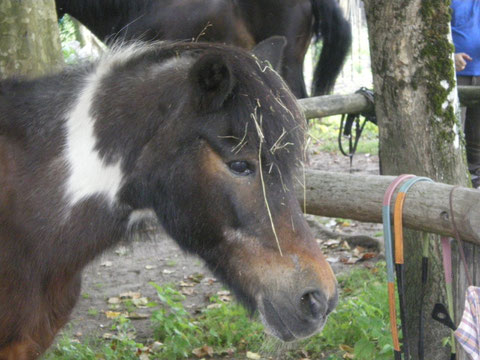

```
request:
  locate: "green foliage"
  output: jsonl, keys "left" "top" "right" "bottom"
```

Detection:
{"left": 58, "top": 15, "right": 81, "bottom": 64}
{"left": 149, "top": 283, "right": 202, "bottom": 358}
{"left": 308, "top": 115, "right": 378, "bottom": 155}
{"left": 44, "top": 317, "right": 144, "bottom": 360}
{"left": 87, "top": 307, "right": 98, "bottom": 316}
{"left": 58, "top": 15, "right": 76, "bottom": 43}
{"left": 197, "top": 295, "right": 264, "bottom": 352}
{"left": 291, "top": 262, "right": 393, "bottom": 360}
{"left": 46, "top": 263, "right": 393, "bottom": 359}
{"left": 149, "top": 284, "right": 264, "bottom": 358}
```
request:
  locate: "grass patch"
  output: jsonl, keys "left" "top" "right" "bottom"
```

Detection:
{"left": 43, "top": 317, "right": 144, "bottom": 360}
{"left": 44, "top": 263, "right": 392, "bottom": 359}
{"left": 308, "top": 115, "right": 378, "bottom": 155}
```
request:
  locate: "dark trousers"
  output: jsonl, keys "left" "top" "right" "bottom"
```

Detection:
{"left": 458, "top": 75, "right": 480, "bottom": 173}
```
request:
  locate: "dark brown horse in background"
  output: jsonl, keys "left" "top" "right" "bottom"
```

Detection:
{"left": 56, "top": 0, "right": 352, "bottom": 98}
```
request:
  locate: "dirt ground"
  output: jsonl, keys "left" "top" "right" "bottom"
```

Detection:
{"left": 62, "top": 152, "right": 382, "bottom": 354}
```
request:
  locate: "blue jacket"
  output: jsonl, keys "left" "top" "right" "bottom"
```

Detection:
{"left": 451, "top": 0, "right": 480, "bottom": 76}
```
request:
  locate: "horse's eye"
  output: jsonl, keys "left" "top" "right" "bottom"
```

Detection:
{"left": 228, "top": 161, "right": 253, "bottom": 176}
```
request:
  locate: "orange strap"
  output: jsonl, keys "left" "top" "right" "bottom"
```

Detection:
{"left": 388, "top": 282, "right": 401, "bottom": 351}
{"left": 393, "top": 192, "right": 407, "bottom": 265}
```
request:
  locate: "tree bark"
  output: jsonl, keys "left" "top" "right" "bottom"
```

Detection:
{"left": 362, "top": 1, "right": 469, "bottom": 358}
{"left": 0, "top": 0, "right": 63, "bottom": 79}
{"left": 296, "top": 170, "right": 480, "bottom": 244}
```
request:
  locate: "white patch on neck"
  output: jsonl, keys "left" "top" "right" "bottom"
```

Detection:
{"left": 63, "top": 42, "right": 189, "bottom": 207}
{"left": 64, "top": 62, "right": 124, "bottom": 206}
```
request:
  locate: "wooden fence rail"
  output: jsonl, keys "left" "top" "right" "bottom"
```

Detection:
{"left": 298, "top": 85, "right": 479, "bottom": 119}
{"left": 295, "top": 170, "right": 480, "bottom": 245}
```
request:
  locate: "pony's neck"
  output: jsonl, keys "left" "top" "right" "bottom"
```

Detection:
{"left": 56, "top": 0, "right": 151, "bottom": 42}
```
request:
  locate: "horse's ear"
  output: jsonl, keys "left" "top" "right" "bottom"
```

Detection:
{"left": 251, "top": 36, "right": 287, "bottom": 72}
{"left": 189, "top": 53, "right": 234, "bottom": 111}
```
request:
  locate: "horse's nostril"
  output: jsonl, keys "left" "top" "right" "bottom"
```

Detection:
{"left": 300, "top": 290, "right": 327, "bottom": 320}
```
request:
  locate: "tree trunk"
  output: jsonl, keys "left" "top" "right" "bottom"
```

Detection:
{"left": 0, "top": 0, "right": 63, "bottom": 79}
{"left": 362, "top": 1, "right": 470, "bottom": 359}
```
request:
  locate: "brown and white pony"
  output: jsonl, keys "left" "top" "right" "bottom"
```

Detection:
{"left": 0, "top": 39, "right": 337, "bottom": 359}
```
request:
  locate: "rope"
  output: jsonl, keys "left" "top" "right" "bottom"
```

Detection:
{"left": 338, "top": 88, "right": 376, "bottom": 170}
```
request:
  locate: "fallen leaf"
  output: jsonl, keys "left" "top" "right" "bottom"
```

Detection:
{"left": 339, "top": 344, "right": 354, "bottom": 352}
{"left": 132, "top": 297, "right": 149, "bottom": 307}
{"left": 115, "top": 246, "right": 128, "bottom": 256}
{"left": 179, "top": 281, "right": 196, "bottom": 287}
{"left": 326, "top": 257, "right": 339, "bottom": 263}
{"left": 352, "top": 246, "right": 369, "bottom": 257}
{"left": 204, "top": 277, "right": 217, "bottom": 285}
{"left": 361, "top": 252, "right": 377, "bottom": 260}
{"left": 324, "top": 239, "right": 341, "bottom": 247}
{"left": 163, "top": 269, "right": 175, "bottom": 275}
{"left": 192, "top": 345, "right": 214, "bottom": 358}
{"left": 120, "top": 291, "right": 141, "bottom": 300}
{"left": 103, "top": 333, "right": 114, "bottom": 339}
{"left": 219, "top": 348, "right": 236, "bottom": 356}
{"left": 150, "top": 341, "right": 163, "bottom": 352}
{"left": 340, "top": 256, "right": 359, "bottom": 265}
{"left": 207, "top": 303, "right": 222, "bottom": 310}
{"left": 181, "top": 288, "right": 195, "bottom": 296}
{"left": 126, "top": 312, "right": 149, "bottom": 320}
{"left": 346, "top": 257, "right": 360, "bottom": 264}
{"left": 217, "top": 290, "right": 232, "bottom": 302}
{"left": 246, "top": 351, "right": 261, "bottom": 359}
{"left": 104, "top": 311, "right": 122, "bottom": 319}
{"left": 107, "top": 297, "right": 121, "bottom": 304}
{"left": 145, "top": 265, "right": 157, "bottom": 270}
{"left": 188, "top": 273, "right": 204, "bottom": 283}
{"left": 101, "top": 261, "right": 113, "bottom": 267}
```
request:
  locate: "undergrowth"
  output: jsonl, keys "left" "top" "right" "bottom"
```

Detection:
{"left": 44, "top": 262, "right": 393, "bottom": 359}
{"left": 308, "top": 115, "right": 378, "bottom": 155}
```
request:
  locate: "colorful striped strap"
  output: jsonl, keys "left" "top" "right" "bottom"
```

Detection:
{"left": 393, "top": 176, "right": 434, "bottom": 360}
{"left": 382, "top": 174, "right": 415, "bottom": 354}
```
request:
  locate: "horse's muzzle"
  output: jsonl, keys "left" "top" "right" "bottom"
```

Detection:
{"left": 258, "top": 286, "right": 338, "bottom": 341}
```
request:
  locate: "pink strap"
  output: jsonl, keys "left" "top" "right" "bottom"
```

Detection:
{"left": 441, "top": 237, "right": 452, "bottom": 285}
{"left": 383, "top": 174, "right": 415, "bottom": 205}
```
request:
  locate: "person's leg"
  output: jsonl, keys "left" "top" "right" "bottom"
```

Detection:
{"left": 466, "top": 76, "right": 480, "bottom": 187}
{"left": 457, "top": 76, "right": 471, "bottom": 126}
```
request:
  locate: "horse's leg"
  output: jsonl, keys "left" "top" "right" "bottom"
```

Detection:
{"left": 282, "top": 57, "right": 308, "bottom": 99}
{"left": 0, "top": 273, "right": 82, "bottom": 360}
{"left": 0, "top": 340, "right": 42, "bottom": 360}
{"left": 34, "top": 273, "right": 83, "bottom": 355}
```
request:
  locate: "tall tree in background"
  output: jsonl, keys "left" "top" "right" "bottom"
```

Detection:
{"left": 0, "top": 0, "right": 63, "bottom": 79}
{"left": 362, "top": 0, "right": 471, "bottom": 359}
